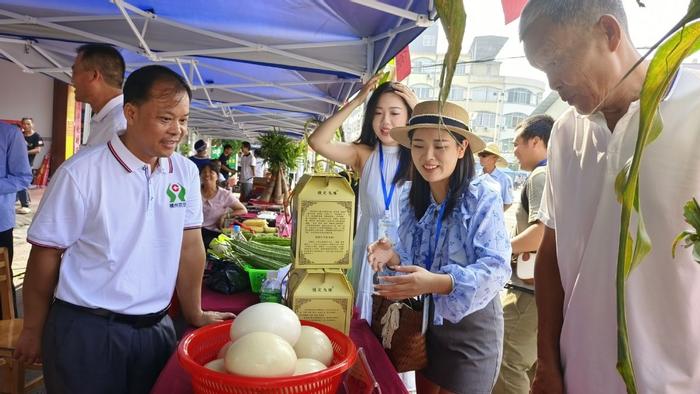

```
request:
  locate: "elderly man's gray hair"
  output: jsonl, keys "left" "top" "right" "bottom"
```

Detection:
{"left": 519, "top": 0, "right": 629, "bottom": 41}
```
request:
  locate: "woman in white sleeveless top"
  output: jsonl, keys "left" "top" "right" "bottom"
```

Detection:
{"left": 308, "top": 75, "right": 416, "bottom": 322}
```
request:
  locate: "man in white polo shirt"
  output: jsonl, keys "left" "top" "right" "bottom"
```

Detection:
{"left": 71, "top": 43, "right": 127, "bottom": 146}
{"left": 521, "top": 1, "right": 700, "bottom": 393}
{"left": 14, "top": 65, "right": 234, "bottom": 393}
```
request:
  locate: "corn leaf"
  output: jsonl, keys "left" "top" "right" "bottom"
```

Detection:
{"left": 615, "top": 2, "right": 700, "bottom": 391}
{"left": 435, "top": 0, "right": 465, "bottom": 106}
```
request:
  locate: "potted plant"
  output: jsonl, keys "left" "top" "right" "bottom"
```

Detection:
{"left": 257, "top": 129, "right": 307, "bottom": 204}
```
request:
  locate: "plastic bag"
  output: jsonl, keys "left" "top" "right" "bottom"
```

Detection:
{"left": 204, "top": 258, "right": 250, "bottom": 294}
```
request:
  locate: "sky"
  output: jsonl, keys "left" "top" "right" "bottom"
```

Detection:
{"left": 433, "top": 0, "right": 699, "bottom": 90}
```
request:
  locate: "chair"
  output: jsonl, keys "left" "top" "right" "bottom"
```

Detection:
{"left": 0, "top": 247, "right": 43, "bottom": 394}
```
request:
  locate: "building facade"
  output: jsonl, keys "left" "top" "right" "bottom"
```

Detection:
{"left": 405, "top": 28, "right": 545, "bottom": 166}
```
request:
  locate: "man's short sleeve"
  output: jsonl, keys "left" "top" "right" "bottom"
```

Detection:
{"left": 27, "top": 168, "right": 86, "bottom": 249}
{"left": 527, "top": 168, "right": 546, "bottom": 224}
{"left": 184, "top": 166, "right": 203, "bottom": 229}
{"left": 538, "top": 161, "right": 555, "bottom": 229}
{"left": 503, "top": 174, "right": 514, "bottom": 205}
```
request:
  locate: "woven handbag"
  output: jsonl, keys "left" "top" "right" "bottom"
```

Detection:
{"left": 370, "top": 295, "right": 428, "bottom": 372}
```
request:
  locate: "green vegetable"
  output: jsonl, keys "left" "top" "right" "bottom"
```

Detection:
{"left": 252, "top": 234, "right": 292, "bottom": 247}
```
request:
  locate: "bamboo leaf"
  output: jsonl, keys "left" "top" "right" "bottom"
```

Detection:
{"left": 435, "top": 0, "right": 466, "bottom": 106}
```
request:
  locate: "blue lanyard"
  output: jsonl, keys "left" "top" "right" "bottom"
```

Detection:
{"left": 378, "top": 144, "right": 398, "bottom": 211}
{"left": 425, "top": 202, "right": 447, "bottom": 272}
{"left": 535, "top": 159, "right": 547, "bottom": 168}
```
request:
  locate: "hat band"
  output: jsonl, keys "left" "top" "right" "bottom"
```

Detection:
{"left": 409, "top": 114, "right": 469, "bottom": 130}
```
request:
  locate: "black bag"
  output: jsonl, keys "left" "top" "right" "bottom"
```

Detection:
{"left": 204, "top": 258, "right": 250, "bottom": 294}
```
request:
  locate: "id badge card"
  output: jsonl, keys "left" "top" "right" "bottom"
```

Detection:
{"left": 421, "top": 295, "right": 430, "bottom": 335}
{"left": 377, "top": 210, "right": 398, "bottom": 245}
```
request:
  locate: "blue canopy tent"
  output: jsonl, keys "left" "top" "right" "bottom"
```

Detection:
{"left": 0, "top": 0, "right": 434, "bottom": 139}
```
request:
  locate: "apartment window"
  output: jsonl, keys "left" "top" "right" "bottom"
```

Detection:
{"left": 448, "top": 86, "right": 465, "bottom": 101}
{"left": 411, "top": 57, "right": 434, "bottom": 74}
{"left": 472, "top": 111, "right": 497, "bottom": 128}
{"left": 504, "top": 112, "right": 528, "bottom": 129}
{"left": 507, "top": 88, "right": 534, "bottom": 105}
{"left": 412, "top": 84, "right": 434, "bottom": 100}
{"left": 422, "top": 35, "right": 436, "bottom": 47}
{"left": 469, "top": 86, "right": 501, "bottom": 102}
{"left": 455, "top": 63, "right": 467, "bottom": 75}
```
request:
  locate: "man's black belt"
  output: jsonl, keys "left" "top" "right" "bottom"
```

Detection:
{"left": 504, "top": 283, "right": 535, "bottom": 295}
{"left": 54, "top": 299, "right": 169, "bottom": 328}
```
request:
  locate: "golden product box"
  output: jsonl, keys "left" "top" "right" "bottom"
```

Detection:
{"left": 287, "top": 268, "right": 354, "bottom": 335}
{"left": 291, "top": 174, "right": 355, "bottom": 270}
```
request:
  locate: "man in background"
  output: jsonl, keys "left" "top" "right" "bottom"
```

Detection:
{"left": 238, "top": 141, "right": 255, "bottom": 202}
{"left": 16, "top": 117, "right": 43, "bottom": 214}
{"left": 493, "top": 114, "right": 553, "bottom": 394}
{"left": 478, "top": 143, "right": 513, "bottom": 210}
{"left": 217, "top": 143, "right": 235, "bottom": 180}
{"left": 72, "top": 43, "right": 126, "bottom": 146}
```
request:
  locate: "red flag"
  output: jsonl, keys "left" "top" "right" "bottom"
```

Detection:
{"left": 395, "top": 46, "right": 411, "bottom": 82}
{"left": 501, "top": 0, "right": 528, "bottom": 24}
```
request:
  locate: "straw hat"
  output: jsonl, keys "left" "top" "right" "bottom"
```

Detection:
{"left": 478, "top": 143, "right": 509, "bottom": 168}
{"left": 390, "top": 101, "right": 486, "bottom": 153}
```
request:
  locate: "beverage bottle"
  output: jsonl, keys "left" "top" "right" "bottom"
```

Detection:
{"left": 231, "top": 224, "right": 247, "bottom": 242}
{"left": 259, "top": 270, "right": 282, "bottom": 303}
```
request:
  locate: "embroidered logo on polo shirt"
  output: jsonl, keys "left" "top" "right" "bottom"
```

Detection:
{"left": 167, "top": 183, "right": 187, "bottom": 208}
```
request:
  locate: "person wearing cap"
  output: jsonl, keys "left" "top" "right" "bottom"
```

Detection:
{"left": 368, "top": 101, "right": 511, "bottom": 394}
{"left": 189, "top": 139, "right": 211, "bottom": 170}
{"left": 493, "top": 114, "right": 554, "bottom": 394}
{"left": 478, "top": 143, "right": 513, "bottom": 211}
{"left": 14, "top": 65, "right": 235, "bottom": 393}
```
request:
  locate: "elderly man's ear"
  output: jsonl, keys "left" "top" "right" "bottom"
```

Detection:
{"left": 597, "top": 14, "right": 623, "bottom": 52}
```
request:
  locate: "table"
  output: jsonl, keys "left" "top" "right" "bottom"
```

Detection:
{"left": 151, "top": 288, "right": 408, "bottom": 394}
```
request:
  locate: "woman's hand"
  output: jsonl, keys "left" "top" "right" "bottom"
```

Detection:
{"left": 374, "top": 265, "right": 444, "bottom": 300}
{"left": 367, "top": 238, "right": 399, "bottom": 272}
{"left": 391, "top": 82, "right": 418, "bottom": 109}
{"left": 350, "top": 74, "right": 381, "bottom": 106}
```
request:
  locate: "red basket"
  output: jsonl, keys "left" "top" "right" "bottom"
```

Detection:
{"left": 178, "top": 320, "right": 357, "bottom": 394}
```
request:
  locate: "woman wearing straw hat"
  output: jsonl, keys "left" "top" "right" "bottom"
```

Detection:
{"left": 478, "top": 143, "right": 514, "bottom": 211}
{"left": 368, "top": 101, "right": 511, "bottom": 394}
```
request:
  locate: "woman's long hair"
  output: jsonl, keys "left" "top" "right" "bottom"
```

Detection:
{"left": 408, "top": 131, "right": 476, "bottom": 220}
{"left": 354, "top": 82, "right": 412, "bottom": 184}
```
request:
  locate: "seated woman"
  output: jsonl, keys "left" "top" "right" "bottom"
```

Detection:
{"left": 200, "top": 161, "right": 247, "bottom": 248}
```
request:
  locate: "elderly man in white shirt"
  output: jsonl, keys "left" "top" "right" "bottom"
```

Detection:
{"left": 71, "top": 43, "right": 127, "bottom": 146}
{"left": 521, "top": 1, "right": 700, "bottom": 393}
{"left": 14, "top": 65, "right": 234, "bottom": 394}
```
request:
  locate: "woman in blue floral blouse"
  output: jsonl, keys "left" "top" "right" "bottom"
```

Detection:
{"left": 368, "top": 101, "right": 511, "bottom": 394}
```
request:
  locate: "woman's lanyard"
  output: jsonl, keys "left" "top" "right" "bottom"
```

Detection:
{"left": 378, "top": 144, "right": 398, "bottom": 213}
{"left": 425, "top": 201, "right": 447, "bottom": 272}
{"left": 535, "top": 159, "right": 547, "bottom": 168}
{"left": 421, "top": 201, "right": 447, "bottom": 334}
